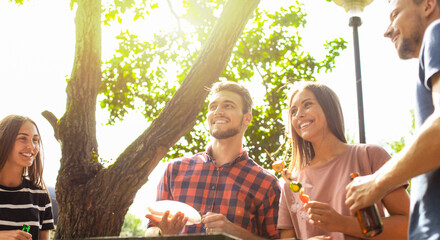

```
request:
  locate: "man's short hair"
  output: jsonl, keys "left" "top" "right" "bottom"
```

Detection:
{"left": 388, "top": 0, "right": 440, "bottom": 6}
{"left": 209, "top": 81, "right": 253, "bottom": 114}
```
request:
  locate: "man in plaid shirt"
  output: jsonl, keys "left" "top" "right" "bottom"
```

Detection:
{"left": 146, "top": 81, "right": 281, "bottom": 239}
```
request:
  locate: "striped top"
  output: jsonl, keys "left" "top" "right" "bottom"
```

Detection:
{"left": 0, "top": 178, "right": 54, "bottom": 239}
{"left": 157, "top": 147, "right": 281, "bottom": 239}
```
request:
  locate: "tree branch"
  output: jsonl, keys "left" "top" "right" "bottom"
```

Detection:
{"left": 42, "top": 110, "right": 60, "bottom": 141}
{"left": 110, "top": 0, "right": 262, "bottom": 184}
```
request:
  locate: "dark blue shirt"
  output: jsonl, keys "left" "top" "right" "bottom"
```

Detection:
{"left": 410, "top": 19, "right": 440, "bottom": 240}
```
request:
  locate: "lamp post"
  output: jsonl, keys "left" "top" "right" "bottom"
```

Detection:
{"left": 332, "top": 0, "right": 373, "bottom": 144}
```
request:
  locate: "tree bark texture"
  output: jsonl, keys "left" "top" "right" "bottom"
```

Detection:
{"left": 50, "top": 0, "right": 261, "bottom": 238}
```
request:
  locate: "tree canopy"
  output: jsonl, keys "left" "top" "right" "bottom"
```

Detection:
{"left": 100, "top": 0, "right": 347, "bottom": 170}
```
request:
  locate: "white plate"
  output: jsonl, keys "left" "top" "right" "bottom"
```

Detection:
{"left": 146, "top": 200, "right": 202, "bottom": 225}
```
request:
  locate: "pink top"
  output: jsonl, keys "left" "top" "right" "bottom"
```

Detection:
{"left": 277, "top": 144, "right": 405, "bottom": 240}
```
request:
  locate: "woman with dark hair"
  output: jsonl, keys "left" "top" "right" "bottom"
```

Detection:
{"left": 277, "top": 82, "right": 410, "bottom": 240}
{"left": 0, "top": 115, "right": 54, "bottom": 240}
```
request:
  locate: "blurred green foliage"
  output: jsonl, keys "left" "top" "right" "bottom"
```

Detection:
{"left": 385, "top": 110, "right": 415, "bottom": 156}
{"left": 384, "top": 109, "right": 415, "bottom": 194}
{"left": 120, "top": 213, "right": 147, "bottom": 237}
{"left": 9, "top": 0, "right": 26, "bottom": 4}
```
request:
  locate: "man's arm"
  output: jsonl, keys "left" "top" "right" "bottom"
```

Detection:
{"left": 346, "top": 71, "right": 440, "bottom": 214}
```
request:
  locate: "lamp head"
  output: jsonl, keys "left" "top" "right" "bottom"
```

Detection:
{"left": 333, "top": 0, "right": 374, "bottom": 16}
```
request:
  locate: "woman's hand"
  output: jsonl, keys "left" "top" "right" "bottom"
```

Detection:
{"left": 0, "top": 230, "right": 32, "bottom": 240}
{"left": 304, "top": 201, "right": 348, "bottom": 233}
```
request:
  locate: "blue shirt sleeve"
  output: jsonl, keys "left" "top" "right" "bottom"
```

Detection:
{"left": 417, "top": 19, "right": 440, "bottom": 125}
{"left": 420, "top": 19, "right": 440, "bottom": 89}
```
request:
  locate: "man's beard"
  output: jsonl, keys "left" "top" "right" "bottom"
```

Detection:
{"left": 398, "top": 37, "right": 421, "bottom": 59}
{"left": 398, "top": 21, "right": 424, "bottom": 59}
{"left": 210, "top": 118, "right": 243, "bottom": 139}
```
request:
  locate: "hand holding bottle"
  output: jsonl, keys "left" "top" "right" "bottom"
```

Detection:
{"left": 0, "top": 230, "right": 32, "bottom": 240}
{"left": 348, "top": 173, "right": 383, "bottom": 237}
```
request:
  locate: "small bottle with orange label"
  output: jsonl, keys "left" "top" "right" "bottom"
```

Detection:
{"left": 350, "top": 172, "right": 383, "bottom": 238}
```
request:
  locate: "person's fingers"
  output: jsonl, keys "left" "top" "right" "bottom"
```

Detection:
{"left": 206, "top": 227, "right": 219, "bottom": 234}
{"left": 202, "top": 212, "right": 214, "bottom": 222}
{"left": 307, "top": 205, "right": 328, "bottom": 215}
{"left": 309, "top": 218, "right": 323, "bottom": 226}
{"left": 345, "top": 181, "right": 353, "bottom": 192}
{"left": 24, "top": 232, "right": 32, "bottom": 240}
{"left": 161, "top": 210, "right": 169, "bottom": 218}
{"left": 204, "top": 222, "right": 212, "bottom": 229}
{"left": 161, "top": 210, "right": 170, "bottom": 222}
{"left": 345, "top": 193, "right": 356, "bottom": 215}
{"left": 202, "top": 212, "right": 218, "bottom": 223}
{"left": 203, "top": 219, "right": 218, "bottom": 229}
{"left": 346, "top": 194, "right": 362, "bottom": 216}
{"left": 174, "top": 212, "right": 189, "bottom": 227}
{"left": 145, "top": 214, "right": 161, "bottom": 225}
{"left": 181, "top": 216, "right": 189, "bottom": 226}
{"left": 11, "top": 231, "right": 32, "bottom": 240}
{"left": 349, "top": 201, "right": 361, "bottom": 216}
{"left": 308, "top": 211, "right": 322, "bottom": 221}
{"left": 308, "top": 211, "right": 326, "bottom": 224}
{"left": 345, "top": 196, "right": 352, "bottom": 207}
{"left": 306, "top": 201, "right": 326, "bottom": 207}
{"left": 170, "top": 211, "right": 182, "bottom": 224}
{"left": 24, "top": 232, "right": 33, "bottom": 240}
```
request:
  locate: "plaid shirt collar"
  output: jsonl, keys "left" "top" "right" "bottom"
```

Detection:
{"left": 205, "top": 145, "right": 249, "bottom": 167}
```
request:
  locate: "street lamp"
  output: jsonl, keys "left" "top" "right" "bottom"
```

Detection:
{"left": 332, "top": 0, "right": 373, "bottom": 144}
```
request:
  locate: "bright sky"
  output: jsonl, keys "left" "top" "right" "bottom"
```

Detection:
{"left": 0, "top": 0, "right": 418, "bottom": 224}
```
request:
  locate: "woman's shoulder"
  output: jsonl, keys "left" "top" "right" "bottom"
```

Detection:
{"left": 348, "top": 144, "right": 391, "bottom": 173}
{"left": 348, "top": 143, "right": 388, "bottom": 154}
{"left": 21, "top": 179, "right": 50, "bottom": 196}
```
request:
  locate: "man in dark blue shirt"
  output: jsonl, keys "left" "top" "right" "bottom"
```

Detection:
{"left": 345, "top": 0, "right": 440, "bottom": 239}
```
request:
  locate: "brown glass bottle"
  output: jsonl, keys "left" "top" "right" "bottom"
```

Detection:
{"left": 350, "top": 173, "right": 383, "bottom": 238}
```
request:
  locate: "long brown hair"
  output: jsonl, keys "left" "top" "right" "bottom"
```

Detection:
{"left": 0, "top": 115, "right": 45, "bottom": 189}
{"left": 288, "top": 82, "right": 346, "bottom": 171}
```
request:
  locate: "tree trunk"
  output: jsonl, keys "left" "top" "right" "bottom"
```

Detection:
{"left": 49, "top": 0, "right": 261, "bottom": 238}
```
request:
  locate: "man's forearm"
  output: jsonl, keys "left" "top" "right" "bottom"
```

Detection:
{"left": 375, "top": 113, "right": 440, "bottom": 192}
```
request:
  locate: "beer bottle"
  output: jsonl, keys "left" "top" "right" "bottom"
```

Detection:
{"left": 350, "top": 172, "right": 383, "bottom": 237}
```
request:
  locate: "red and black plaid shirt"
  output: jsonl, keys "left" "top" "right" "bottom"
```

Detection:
{"left": 157, "top": 147, "right": 281, "bottom": 239}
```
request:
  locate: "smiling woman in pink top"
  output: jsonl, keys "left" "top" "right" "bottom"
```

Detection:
{"left": 277, "top": 82, "right": 409, "bottom": 240}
